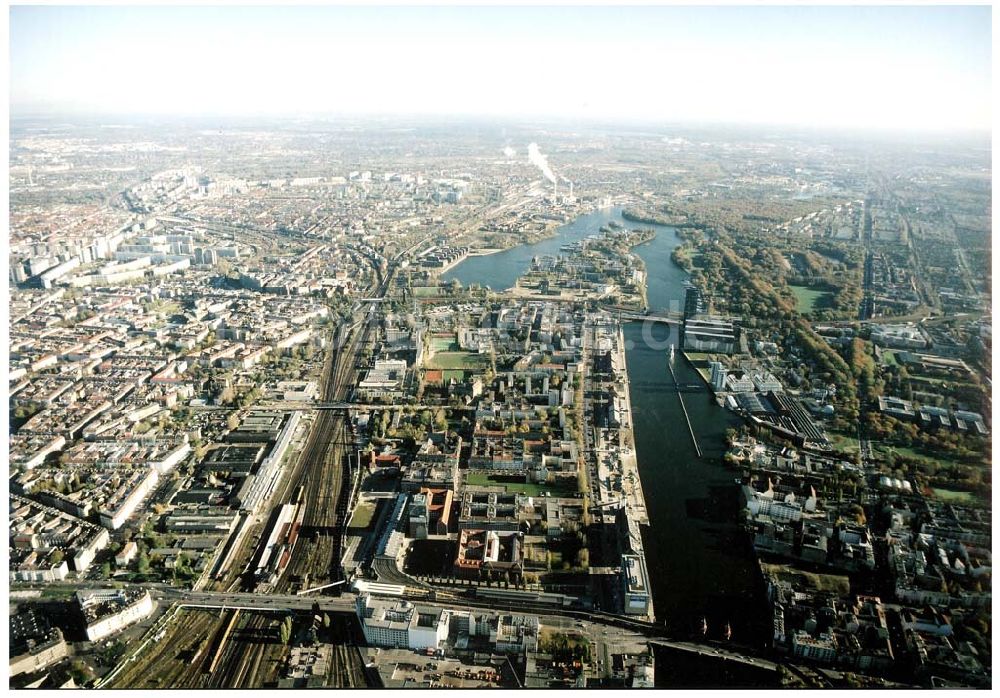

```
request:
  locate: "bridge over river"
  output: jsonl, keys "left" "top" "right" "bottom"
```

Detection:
{"left": 616, "top": 309, "right": 683, "bottom": 324}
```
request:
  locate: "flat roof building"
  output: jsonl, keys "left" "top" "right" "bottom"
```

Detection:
{"left": 358, "top": 360, "right": 408, "bottom": 400}
{"left": 355, "top": 595, "right": 449, "bottom": 651}
{"left": 621, "top": 553, "right": 652, "bottom": 617}
{"left": 77, "top": 588, "right": 154, "bottom": 642}
{"left": 683, "top": 317, "right": 739, "bottom": 355}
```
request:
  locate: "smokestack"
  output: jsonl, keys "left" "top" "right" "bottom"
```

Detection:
{"left": 554, "top": 179, "right": 558, "bottom": 199}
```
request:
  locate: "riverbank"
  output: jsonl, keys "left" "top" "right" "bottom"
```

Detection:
{"left": 431, "top": 254, "right": 472, "bottom": 276}
{"left": 622, "top": 229, "right": 655, "bottom": 310}
{"left": 624, "top": 322, "right": 763, "bottom": 641}
{"left": 586, "top": 317, "right": 654, "bottom": 621}
{"left": 443, "top": 206, "right": 764, "bottom": 640}
{"left": 620, "top": 205, "right": 768, "bottom": 642}
{"left": 432, "top": 242, "right": 524, "bottom": 275}
{"left": 442, "top": 207, "right": 630, "bottom": 290}
{"left": 682, "top": 351, "right": 713, "bottom": 386}
{"left": 615, "top": 323, "right": 650, "bottom": 526}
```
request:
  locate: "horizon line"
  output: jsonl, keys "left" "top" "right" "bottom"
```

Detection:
{"left": 9, "top": 109, "right": 992, "bottom": 139}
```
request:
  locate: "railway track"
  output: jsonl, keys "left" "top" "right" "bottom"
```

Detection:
{"left": 206, "top": 267, "right": 390, "bottom": 685}
{"left": 277, "top": 327, "right": 363, "bottom": 590}
{"left": 328, "top": 614, "right": 367, "bottom": 687}
{"left": 108, "top": 609, "right": 219, "bottom": 688}
{"left": 208, "top": 319, "right": 351, "bottom": 593}
{"left": 276, "top": 270, "right": 390, "bottom": 590}
{"left": 331, "top": 641, "right": 352, "bottom": 686}
{"left": 208, "top": 612, "right": 292, "bottom": 688}
{"left": 112, "top": 251, "right": 394, "bottom": 691}
{"left": 204, "top": 326, "right": 359, "bottom": 683}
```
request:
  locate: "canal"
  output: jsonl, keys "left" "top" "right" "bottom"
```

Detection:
{"left": 445, "top": 207, "right": 769, "bottom": 655}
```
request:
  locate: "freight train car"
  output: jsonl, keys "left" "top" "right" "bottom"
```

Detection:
{"left": 254, "top": 489, "right": 307, "bottom": 588}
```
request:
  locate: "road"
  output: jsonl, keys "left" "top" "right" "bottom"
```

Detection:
{"left": 196, "top": 244, "right": 390, "bottom": 686}
{"left": 147, "top": 584, "right": 775, "bottom": 673}
{"left": 201, "top": 225, "right": 439, "bottom": 680}
{"left": 103, "top": 196, "right": 783, "bottom": 686}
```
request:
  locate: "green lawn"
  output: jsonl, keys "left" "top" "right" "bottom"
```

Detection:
{"left": 909, "top": 376, "right": 949, "bottom": 388}
{"left": 681, "top": 350, "right": 714, "bottom": 383}
{"left": 880, "top": 350, "right": 898, "bottom": 367}
{"left": 884, "top": 445, "right": 963, "bottom": 469}
{"left": 684, "top": 351, "right": 713, "bottom": 364}
{"left": 430, "top": 336, "right": 459, "bottom": 352}
{"left": 760, "top": 562, "right": 851, "bottom": 595}
{"left": 907, "top": 376, "right": 979, "bottom": 396}
{"left": 827, "top": 431, "right": 860, "bottom": 455}
{"left": 465, "top": 471, "right": 576, "bottom": 497}
{"left": 931, "top": 488, "right": 979, "bottom": 504}
{"left": 539, "top": 628, "right": 591, "bottom": 656}
{"left": 148, "top": 300, "right": 181, "bottom": 316}
{"left": 789, "top": 284, "right": 834, "bottom": 314}
{"left": 427, "top": 351, "right": 489, "bottom": 369}
{"left": 348, "top": 503, "right": 376, "bottom": 530}
{"left": 682, "top": 351, "right": 724, "bottom": 385}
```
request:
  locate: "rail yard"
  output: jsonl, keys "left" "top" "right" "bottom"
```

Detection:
{"left": 196, "top": 265, "right": 391, "bottom": 684}
{"left": 106, "top": 259, "right": 392, "bottom": 689}
{"left": 13, "top": 85, "right": 989, "bottom": 690}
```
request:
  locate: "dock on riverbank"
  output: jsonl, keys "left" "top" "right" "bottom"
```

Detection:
{"left": 615, "top": 324, "right": 650, "bottom": 526}
{"left": 603, "top": 321, "right": 655, "bottom": 623}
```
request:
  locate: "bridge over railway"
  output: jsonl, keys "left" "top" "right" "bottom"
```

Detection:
{"left": 257, "top": 401, "right": 447, "bottom": 412}
{"left": 152, "top": 586, "right": 776, "bottom": 674}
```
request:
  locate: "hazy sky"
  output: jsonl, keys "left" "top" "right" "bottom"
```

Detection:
{"left": 10, "top": 5, "right": 992, "bottom": 131}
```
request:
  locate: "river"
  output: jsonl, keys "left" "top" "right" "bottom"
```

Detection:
{"left": 441, "top": 208, "right": 627, "bottom": 291}
{"left": 444, "top": 206, "right": 769, "bottom": 658}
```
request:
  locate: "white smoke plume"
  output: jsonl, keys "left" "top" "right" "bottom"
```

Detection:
{"left": 502, "top": 146, "right": 516, "bottom": 158}
{"left": 527, "top": 142, "right": 557, "bottom": 184}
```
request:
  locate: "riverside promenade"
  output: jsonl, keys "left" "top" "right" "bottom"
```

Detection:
{"left": 615, "top": 323, "right": 650, "bottom": 525}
